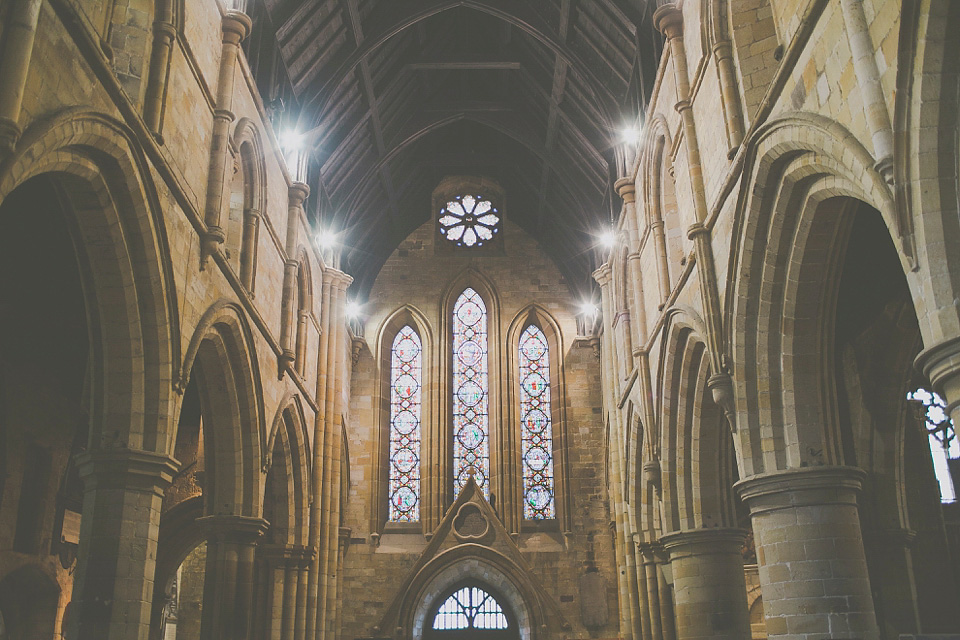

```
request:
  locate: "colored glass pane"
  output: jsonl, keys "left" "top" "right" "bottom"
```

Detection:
{"left": 432, "top": 586, "right": 509, "bottom": 630}
{"left": 519, "top": 325, "right": 555, "bottom": 519}
{"left": 453, "top": 288, "right": 489, "bottom": 497}
{"left": 439, "top": 195, "right": 500, "bottom": 248}
{"left": 908, "top": 388, "right": 958, "bottom": 503}
{"left": 389, "top": 326, "right": 422, "bottom": 521}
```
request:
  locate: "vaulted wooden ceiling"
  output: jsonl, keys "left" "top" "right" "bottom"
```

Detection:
{"left": 257, "top": 0, "right": 662, "bottom": 295}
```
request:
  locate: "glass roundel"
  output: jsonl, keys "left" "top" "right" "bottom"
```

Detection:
{"left": 432, "top": 586, "right": 509, "bottom": 631}
{"left": 453, "top": 288, "right": 490, "bottom": 497}
{"left": 519, "top": 325, "right": 555, "bottom": 519}
{"left": 439, "top": 195, "right": 500, "bottom": 248}
{"left": 389, "top": 326, "right": 422, "bottom": 521}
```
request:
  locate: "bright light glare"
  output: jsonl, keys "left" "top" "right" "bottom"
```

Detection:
{"left": 316, "top": 230, "right": 338, "bottom": 250}
{"left": 621, "top": 125, "right": 641, "bottom": 145}
{"left": 599, "top": 230, "right": 617, "bottom": 249}
{"left": 579, "top": 301, "right": 598, "bottom": 317}
{"left": 280, "top": 129, "right": 303, "bottom": 151}
{"left": 346, "top": 300, "right": 362, "bottom": 319}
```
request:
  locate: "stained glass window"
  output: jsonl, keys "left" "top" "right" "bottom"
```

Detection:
{"left": 453, "top": 288, "right": 490, "bottom": 497}
{"left": 432, "top": 586, "right": 509, "bottom": 631}
{"left": 439, "top": 195, "right": 500, "bottom": 247}
{"left": 519, "top": 325, "right": 555, "bottom": 519}
{"left": 389, "top": 326, "right": 422, "bottom": 521}
{"left": 908, "top": 387, "right": 958, "bottom": 503}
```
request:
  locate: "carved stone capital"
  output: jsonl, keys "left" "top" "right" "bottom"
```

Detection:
{"left": 198, "top": 514, "right": 269, "bottom": 544}
{"left": 615, "top": 177, "right": 636, "bottom": 204}
{"left": 288, "top": 181, "right": 310, "bottom": 206}
{"left": 222, "top": 11, "right": 253, "bottom": 43}
{"left": 0, "top": 118, "right": 22, "bottom": 156}
{"left": 660, "top": 527, "right": 749, "bottom": 558}
{"left": 75, "top": 449, "right": 180, "bottom": 496}
{"left": 735, "top": 466, "right": 866, "bottom": 515}
{"left": 653, "top": 4, "right": 683, "bottom": 39}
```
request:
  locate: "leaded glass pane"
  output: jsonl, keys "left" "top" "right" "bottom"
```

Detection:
{"left": 389, "top": 326, "right": 422, "bottom": 521}
{"left": 439, "top": 195, "right": 500, "bottom": 248}
{"left": 519, "top": 325, "right": 555, "bottom": 519}
{"left": 453, "top": 288, "right": 489, "bottom": 497}
{"left": 908, "top": 387, "right": 958, "bottom": 503}
{"left": 432, "top": 587, "right": 508, "bottom": 630}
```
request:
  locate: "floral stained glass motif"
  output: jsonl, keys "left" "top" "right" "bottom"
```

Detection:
{"left": 518, "top": 325, "right": 555, "bottom": 519}
{"left": 908, "top": 387, "right": 958, "bottom": 503}
{"left": 439, "top": 195, "right": 500, "bottom": 248}
{"left": 453, "top": 288, "right": 490, "bottom": 497}
{"left": 389, "top": 326, "right": 422, "bottom": 521}
{"left": 432, "top": 586, "right": 509, "bottom": 631}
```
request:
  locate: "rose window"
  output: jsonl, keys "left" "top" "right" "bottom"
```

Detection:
{"left": 439, "top": 195, "right": 500, "bottom": 247}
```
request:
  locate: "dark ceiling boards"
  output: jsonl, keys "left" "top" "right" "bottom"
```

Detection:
{"left": 256, "top": 0, "right": 662, "bottom": 295}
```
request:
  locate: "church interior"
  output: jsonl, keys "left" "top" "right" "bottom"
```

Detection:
{"left": 0, "top": 0, "right": 959, "bottom": 639}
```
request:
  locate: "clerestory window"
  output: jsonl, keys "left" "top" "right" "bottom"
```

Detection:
{"left": 453, "top": 288, "right": 490, "bottom": 498}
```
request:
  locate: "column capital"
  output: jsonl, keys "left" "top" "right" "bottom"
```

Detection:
{"left": 615, "top": 177, "right": 636, "bottom": 204}
{"left": 322, "top": 267, "right": 354, "bottom": 290}
{"left": 735, "top": 465, "right": 866, "bottom": 515}
{"left": 288, "top": 182, "right": 310, "bottom": 206}
{"left": 915, "top": 335, "right": 960, "bottom": 394}
{"left": 198, "top": 514, "right": 269, "bottom": 543}
{"left": 0, "top": 118, "right": 22, "bottom": 156}
{"left": 653, "top": 4, "right": 683, "bottom": 39}
{"left": 75, "top": 449, "right": 179, "bottom": 495}
{"left": 592, "top": 263, "right": 613, "bottom": 287}
{"left": 660, "top": 527, "right": 748, "bottom": 557}
{"left": 222, "top": 11, "right": 253, "bottom": 43}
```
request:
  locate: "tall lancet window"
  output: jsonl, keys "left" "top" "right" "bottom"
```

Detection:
{"left": 453, "top": 288, "right": 490, "bottom": 497}
{"left": 389, "top": 326, "right": 422, "bottom": 521}
{"left": 518, "top": 325, "right": 555, "bottom": 519}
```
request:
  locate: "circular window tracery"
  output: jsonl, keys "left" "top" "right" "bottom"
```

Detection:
{"left": 439, "top": 195, "right": 500, "bottom": 247}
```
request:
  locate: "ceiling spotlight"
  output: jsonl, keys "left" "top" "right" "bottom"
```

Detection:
{"left": 280, "top": 129, "right": 303, "bottom": 151}
{"left": 346, "top": 300, "right": 363, "bottom": 319}
{"left": 621, "top": 125, "right": 641, "bottom": 145}
{"left": 599, "top": 230, "right": 617, "bottom": 249}
{"left": 316, "top": 230, "right": 338, "bottom": 251}
{"left": 579, "top": 301, "right": 598, "bottom": 317}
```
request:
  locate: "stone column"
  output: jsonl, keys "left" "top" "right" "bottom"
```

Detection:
{"left": 279, "top": 183, "right": 309, "bottom": 370}
{"left": 839, "top": 0, "right": 894, "bottom": 182}
{"left": 69, "top": 449, "right": 179, "bottom": 640}
{"left": 0, "top": 0, "right": 42, "bottom": 154}
{"left": 735, "top": 467, "right": 879, "bottom": 640}
{"left": 142, "top": 0, "right": 176, "bottom": 138}
{"left": 240, "top": 207, "right": 261, "bottom": 291}
{"left": 712, "top": 40, "right": 744, "bottom": 154}
{"left": 198, "top": 515, "right": 269, "bottom": 640}
{"left": 661, "top": 528, "right": 751, "bottom": 640}
{"left": 201, "top": 10, "right": 252, "bottom": 264}
{"left": 639, "top": 543, "right": 665, "bottom": 640}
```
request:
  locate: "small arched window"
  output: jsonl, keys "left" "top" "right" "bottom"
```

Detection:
{"left": 389, "top": 326, "right": 423, "bottom": 522}
{"left": 518, "top": 325, "right": 555, "bottom": 520}
{"left": 432, "top": 586, "right": 509, "bottom": 631}
{"left": 908, "top": 387, "right": 958, "bottom": 503}
{"left": 453, "top": 288, "right": 490, "bottom": 498}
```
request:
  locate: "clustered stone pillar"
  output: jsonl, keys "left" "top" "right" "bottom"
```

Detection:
{"left": 318, "top": 272, "right": 351, "bottom": 640}
{"left": 660, "top": 528, "right": 751, "bottom": 640}
{"left": 595, "top": 263, "right": 643, "bottom": 640}
{"left": 197, "top": 514, "right": 269, "bottom": 640}
{"left": 0, "top": 0, "right": 42, "bottom": 154}
{"left": 201, "top": 9, "right": 252, "bottom": 264}
{"left": 736, "top": 467, "right": 880, "bottom": 640}
{"left": 69, "top": 449, "right": 179, "bottom": 640}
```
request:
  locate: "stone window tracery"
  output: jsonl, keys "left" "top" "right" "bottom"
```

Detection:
{"left": 389, "top": 326, "right": 423, "bottom": 522}
{"left": 518, "top": 325, "right": 555, "bottom": 520}
{"left": 439, "top": 195, "right": 500, "bottom": 248}
{"left": 908, "top": 387, "right": 958, "bottom": 503}
{"left": 453, "top": 288, "right": 490, "bottom": 497}
{"left": 432, "top": 586, "right": 509, "bottom": 631}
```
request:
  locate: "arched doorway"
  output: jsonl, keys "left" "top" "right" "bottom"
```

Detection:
{"left": 425, "top": 584, "right": 518, "bottom": 640}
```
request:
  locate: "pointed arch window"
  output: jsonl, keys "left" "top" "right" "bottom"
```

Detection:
{"left": 453, "top": 288, "right": 490, "bottom": 497}
{"left": 389, "top": 326, "right": 422, "bottom": 521}
{"left": 432, "top": 586, "right": 509, "bottom": 631}
{"left": 519, "top": 325, "right": 555, "bottom": 519}
{"left": 908, "top": 387, "right": 957, "bottom": 503}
